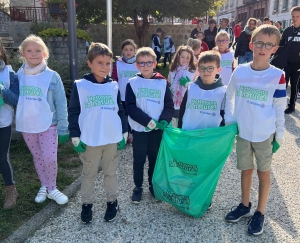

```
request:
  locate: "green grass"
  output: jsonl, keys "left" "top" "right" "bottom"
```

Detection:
{"left": 0, "top": 140, "right": 82, "bottom": 241}
{"left": 156, "top": 63, "right": 170, "bottom": 79}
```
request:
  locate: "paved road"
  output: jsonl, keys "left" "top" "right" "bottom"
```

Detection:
{"left": 26, "top": 95, "right": 300, "bottom": 243}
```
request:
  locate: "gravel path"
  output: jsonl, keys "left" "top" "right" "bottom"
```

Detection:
{"left": 26, "top": 98, "right": 300, "bottom": 243}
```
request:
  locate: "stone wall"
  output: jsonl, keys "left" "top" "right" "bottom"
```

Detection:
{"left": 7, "top": 21, "right": 31, "bottom": 47}
{"left": 10, "top": 0, "right": 34, "bottom": 7}
{"left": 42, "top": 36, "right": 86, "bottom": 63}
{"left": 87, "top": 24, "right": 207, "bottom": 56}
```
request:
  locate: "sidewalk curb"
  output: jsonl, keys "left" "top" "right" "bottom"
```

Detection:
{"left": 2, "top": 176, "right": 81, "bottom": 243}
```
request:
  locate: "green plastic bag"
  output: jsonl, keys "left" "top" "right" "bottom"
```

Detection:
{"left": 152, "top": 123, "right": 237, "bottom": 218}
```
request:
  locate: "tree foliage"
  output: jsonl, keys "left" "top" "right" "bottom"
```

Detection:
{"left": 75, "top": 0, "right": 226, "bottom": 46}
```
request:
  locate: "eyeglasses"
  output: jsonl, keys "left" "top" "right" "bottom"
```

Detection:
{"left": 198, "top": 66, "right": 216, "bottom": 73}
{"left": 252, "top": 41, "right": 276, "bottom": 50}
{"left": 216, "top": 39, "right": 228, "bottom": 44}
{"left": 137, "top": 61, "right": 154, "bottom": 67}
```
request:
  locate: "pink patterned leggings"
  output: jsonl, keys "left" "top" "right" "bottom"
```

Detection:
{"left": 22, "top": 126, "right": 58, "bottom": 191}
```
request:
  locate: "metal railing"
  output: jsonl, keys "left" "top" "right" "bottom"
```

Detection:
{"left": 9, "top": 6, "right": 49, "bottom": 23}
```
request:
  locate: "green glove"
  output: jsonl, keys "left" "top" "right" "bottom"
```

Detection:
{"left": 118, "top": 137, "right": 126, "bottom": 150}
{"left": 166, "top": 47, "right": 170, "bottom": 50}
{"left": 159, "top": 120, "right": 169, "bottom": 130}
{"left": 58, "top": 134, "right": 69, "bottom": 145}
{"left": 0, "top": 97, "right": 3, "bottom": 107}
{"left": 272, "top": 139, "right": 280, "bottom": 153}
{"left": 146, "top": 119, "right": 160, "bottom": 131}
{"left": 72, "top": 137, "right": 86, "bottom": 153}
{"left": 179, "top": 76, "right": 191, "bottom": 87}
{"left": 161, "top": 47, "right": 164, "bottom": 52}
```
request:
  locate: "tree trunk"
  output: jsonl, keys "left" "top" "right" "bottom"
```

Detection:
{"left": 133, "top": 10, "right": 150, "bottom": 47}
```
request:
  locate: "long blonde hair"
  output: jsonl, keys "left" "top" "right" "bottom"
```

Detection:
{"left": 19, "top": 34, "right": 49, "bottom": 60}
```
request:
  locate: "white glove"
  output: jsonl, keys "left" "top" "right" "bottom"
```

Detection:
{"left": 123, "top": 132, "right": 128, "bottom": 142}
{"left": 71, "top": 137, "right": 80, "bottom": 147}
{"left": 0, "top": 83, "right": 4, "bottom": 95}
{"left": 225, "top": 122, "right": 234, "bottom": 126}
{"left": 147, "top": 119, "right": 156, "bottom": 130}
{"left": 275, "top": 137, "right": 282, "bottom": 146}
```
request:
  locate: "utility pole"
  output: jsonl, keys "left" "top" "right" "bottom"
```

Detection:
{"left": 67, "top": 0, "right": 78, "bottom": 81}
{"left": 107, "top": 0, "right": 112, "bottom": 51}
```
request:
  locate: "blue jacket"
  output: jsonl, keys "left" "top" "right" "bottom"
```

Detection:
{"left": 125, "top": 72, "right": 174, "bottom": 128}
{"left": 18, "top": 64, "right": 69, "bottom": 135}
{"left": 1, "top": 66, "right": 19, "bottom": 107}
{"left": 68, "top": 73, "right": 128, "bottom": 138}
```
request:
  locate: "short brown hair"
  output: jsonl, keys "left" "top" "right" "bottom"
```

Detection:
{"left": 291, "top": 6, "right": 300, "bottom": 13}
{"left": 251, "top": 25, "right": 281, "bottom": 45}
{"left": 222, "top": 17, "right": 229, "bottom": 23}
{"left": 87, "top": 42, "right": 113, "bottom": 62}
{"left": 198, "top": 51, "right": 221, "bottom": 68}
{"left": 136, "top": 47, "right": 156, "bottom": 62}
{"left": 121, "top": 39, "right": 137, "bottom": 50}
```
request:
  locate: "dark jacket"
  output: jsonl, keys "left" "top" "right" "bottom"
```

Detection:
{"left": 152, "top": 34, "right": 161, "bottom": 51}
{"left": 203, "top": 27, "right": 218, "bottom": 50}
{"left": 234, "top": 30, "right": 252, "bottom": 58}
{"left": 190, "top": 28, "right": 202, "bottom": 39}
{"left": 178, "top": 74, "right": 224, "bottom": 128}
{"left": 125, "top": 72, "right": 174, "bottom": 129}
{"left": 68, "top": 73, "right": 128, "bottom": 138}
{"left": 279, "top": 26, "right": 300, "bottom": 63}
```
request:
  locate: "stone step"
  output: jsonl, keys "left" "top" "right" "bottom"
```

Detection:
{"left": 0, "top": 36, "right": 14, "bottom": 47}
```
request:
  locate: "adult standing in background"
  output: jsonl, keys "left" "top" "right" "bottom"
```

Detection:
{"left": 190, "top": 19, "right": 204, "bottom": 39}
{"left": 151, "top": 28, "right": 163, "bottom": 69}
{"left": 230, "top": 18, "right": 235, "bottom": 29}
{"left": 232, "top": 20, "right": 242, "bottom": 50}
{"left": 280, "top": 6, "right": 300, "bottom": 114}
{"left": 234, "top": 18, "right": 256, "bottom": 64}
{"left": 204, "top": 19, "right": 218, "bottom": 50}
{"left": 217, "top": 17, "right": 234, "bottom": 48}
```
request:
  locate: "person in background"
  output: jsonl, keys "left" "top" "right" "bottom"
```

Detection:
{"left": 275, "top": 21, "right": 284, "bottom": 34}
{"left": 190, "top": 19, "right": 204, "bottom": 39}
{"left": 161, "top": 32, "right": 175, "bottom": 69}
{"left": 196, "top": 31, "right": 209, "bottom": 52}
{"left": 235, "top": 18, "right": 257, "bottom": 64}
{"left": 217, "top": 17, "right": 234, "bottom": 48}
{"left": 151, "top": 28, "right": 163, "bottom": 69}
{"left": 264, "top": 17, "right": 272, "bottom": 25}
{"left": 204, "top": 19, "right": 218, "bottom": 50}
{"left": 257, "top": 19, "right": 262, "bottom": 27}
{"left": 232, "top": 20, "right": 242, "bottom": 50}
{"left": 280, "top": 6, "right": 300, "bottom": 113}
{"left": 230, "top": 18, "right": 236, "bottom": 29}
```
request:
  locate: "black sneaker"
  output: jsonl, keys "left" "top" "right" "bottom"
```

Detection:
{"left": 285, "top": 105, "right": 295, "bottom": 114}
{"left": 248, "top": 211, "right": 265, "bottom": 235}
{"left": 149, "top": 185, "right": 160, "bottom": 201}
{"left": 104, "top": 200, "right": 119, "bottom": 222}
{"left": 131, "top": 187, "right": 143, "bottom": 204}
{"left": 81, "top": 204, "right": 93, "bottom": 223}
{"left": 225, "top": 202, "right": 252, "bottom": 223}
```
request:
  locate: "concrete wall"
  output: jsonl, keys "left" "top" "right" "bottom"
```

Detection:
{"left": 87, "top": 24, "right": 205, "bottom": 56}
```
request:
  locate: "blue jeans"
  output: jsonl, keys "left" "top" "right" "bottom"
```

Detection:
{"left": 238, "top": 51, "right": 253, "bottom": 64}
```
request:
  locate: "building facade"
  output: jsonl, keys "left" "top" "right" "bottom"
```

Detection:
{"left": 217, "top": 0, "right": 238, "bottom": 23}
{"left": 269, "top": 0, "right": 298, "bottom": 28}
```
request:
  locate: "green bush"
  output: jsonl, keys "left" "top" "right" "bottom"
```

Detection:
{"left": 38, "top": 28, "right": 91, "bottom": 42}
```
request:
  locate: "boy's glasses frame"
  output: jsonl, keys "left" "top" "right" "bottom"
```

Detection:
{"left": 198, "top": 66, "right": 216, "bottom": 73}
{"left": 137, "top": 61, "right": 154, "bottom": 67}
{"left": 252, "top": 41, "right": 276, "bottom": 50}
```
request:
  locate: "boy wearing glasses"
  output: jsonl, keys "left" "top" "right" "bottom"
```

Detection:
{"left": 178, "top": 51, "right": 226, "bottom": 130}
{"left": 224, "top": 25, "right": 286, "bottom": 235}
{"left": 125, "top": 47, "right": 174, "bottom": 204}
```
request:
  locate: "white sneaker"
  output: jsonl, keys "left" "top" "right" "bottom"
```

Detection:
{"left": 35, "top": 186, "right": 47, "bottom": 203}
{"left": 47, "top": 189, "right": 68, "bottom": 205}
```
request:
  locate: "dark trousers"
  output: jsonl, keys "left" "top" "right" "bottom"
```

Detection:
{"left": 132, "top": 129, "right": 163, "bottom": 188}
{"left": 284, "top": 61, "right": 300, "bottom": 109}
{"left": 232, "top": 37, "right": 239, "bottom": 49}
{"left": 121, "top": 101, "right": 131, "bottom": 133}
{"left": 163, "top": 52, "right": 172, "bottom": 68}
{"left": 154, "top": 50, "right": 161, "bottom": 68}
{"left": 0, "top": 125, "right": 15, "bottom": 186}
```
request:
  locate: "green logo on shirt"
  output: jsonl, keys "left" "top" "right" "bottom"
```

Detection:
{"left": 85, "top": 95, "right": 115, "bottom": 108}
{"left": 220, "top": 60, "right": 232, "bottom": 67}
{"left": 187, "top": 98, "right": 217, "bottom": 111}
{"left": 236, "top": 85, "right": 268, "bottom": 101}
{"left": 119, "top": 70, "right": 137, "bottom": 78}
{"left": 20, "top": 86, "right": 42, "bottom": 97}
{"left": 136, "top": 88, "right": 161, "bottom": 99}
